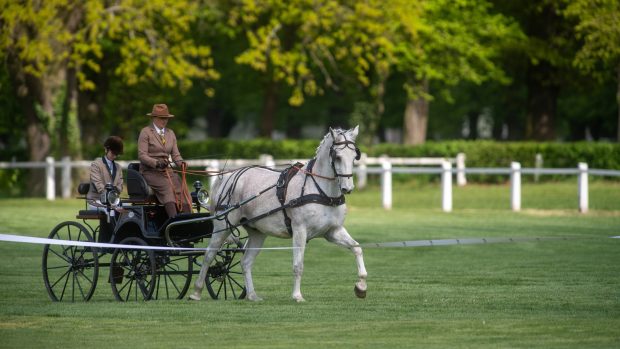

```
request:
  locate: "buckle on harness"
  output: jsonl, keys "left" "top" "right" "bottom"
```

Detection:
{"left": 287, "top": 197, "right": 299, "bottom": 207}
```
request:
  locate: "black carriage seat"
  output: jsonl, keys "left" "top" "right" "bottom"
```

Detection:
{"left": 75, "top": 182, "right": 105, "bottom": 219}
{"left": 126, "top": 163, "right": 158, "bottom": 203}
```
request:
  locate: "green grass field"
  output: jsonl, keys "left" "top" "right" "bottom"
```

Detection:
{"left": 0, "top": 181, "right": 619, "bottom": 348}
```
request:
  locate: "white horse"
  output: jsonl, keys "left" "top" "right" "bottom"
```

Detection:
{"left": 189, "top": 126, "right": 367, "bottom": 302}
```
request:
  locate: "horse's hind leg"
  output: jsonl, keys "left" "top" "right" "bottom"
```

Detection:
{"left": 189, "top": 230, "right": 231, "bottom": 301}
{"left": 325, "top": 227, "right": 368, "bottom": 298}
{"left": 241, "top": 228, "right": 267, "bottom": 301}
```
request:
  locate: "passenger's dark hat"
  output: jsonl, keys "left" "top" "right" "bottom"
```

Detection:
{"left": 104, "top": 136, "right": 124, "bottom": 155}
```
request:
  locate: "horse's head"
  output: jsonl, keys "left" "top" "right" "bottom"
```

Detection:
{"left": 329, "top": 125, "right": 360, "bottom": 194}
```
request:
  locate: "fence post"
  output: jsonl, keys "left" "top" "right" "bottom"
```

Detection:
{"left": 510, "top": 162, "right": 521, "bottom": 211}
{"left": 456, "top": 153, "right": 467, "bottom": 186}
{"left": 207, "top": 159, "right": 220, "bottom": 190}
{"left": 61, "top": 156, "right": 71, "bottom": 199}
{"left": 534, "top": 153, "right": 543, "bottom": 182}
{"left": 381, "top": 157, "right": 392, "bottom": 210}
{"left": 46, "top": 156, "right": 55, "bottom": 201}
{"left": 441, "top": 160, "right": 452, "bottom": 212}
{"left": 578, "top": 162, "right": 588, "bottom": 213}
{"left": 260, "top": 154, "right": 275, "bottom": 169}
{"left": 357, "top": 153, "right": 367, "bottom": 190}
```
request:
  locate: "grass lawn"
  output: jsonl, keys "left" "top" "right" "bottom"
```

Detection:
{"left": 0, "top": 181, "right": 619, "bottom": 348}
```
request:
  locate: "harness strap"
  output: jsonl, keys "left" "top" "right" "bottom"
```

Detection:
{"left": 220, "top": 192, "right": 345, "bottom": 238}
{"left": 212, "top": 161, "right": 346, "bottom": 239}
{"left": 276, "top": 163, "right": 304, "bottom": 236}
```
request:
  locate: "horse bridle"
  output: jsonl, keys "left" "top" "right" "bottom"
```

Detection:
{"left": 329, "top": 137, "right": 361, "bottom": 179}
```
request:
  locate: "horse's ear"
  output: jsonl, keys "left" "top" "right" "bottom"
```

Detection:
{"left": 329, "top": 127, "right": 337, "bottom": 140}
{"left": 350, "top": 125, "right": 359, "bottom": 139}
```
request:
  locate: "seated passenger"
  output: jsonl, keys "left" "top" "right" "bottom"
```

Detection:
{"left": 87, "top": 136, "right": 124, "bottom": 210}
{"left": 138, "top": 103, "right": 190, "bottom": 218}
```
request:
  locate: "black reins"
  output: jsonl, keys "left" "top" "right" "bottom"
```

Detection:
{"left": 192, "top": 136, "right": 359, "bottom": 240}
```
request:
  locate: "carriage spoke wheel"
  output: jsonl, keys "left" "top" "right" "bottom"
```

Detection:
{"left": 110, "top": 237, "right": 156, "bottom": 301}
{"left": 153, "top": 252, "right": 193, "bottom": 300}
{"left": 42, "top": 221, "right": 99, "bottom": 302}
{"left": 205, "top": 236, "right": 247, "bottom": 300}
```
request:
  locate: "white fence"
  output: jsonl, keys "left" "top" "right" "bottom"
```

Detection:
{"left": 1, "top": 154, "right": 619, "bottom": 213}
{"left": 367, "top": 160, "right": 619, "bottom": 213}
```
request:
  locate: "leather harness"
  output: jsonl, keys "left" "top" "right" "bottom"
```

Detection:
{"left": 276, "top": 160, "right": 345, "bottom": 235}
{"left": 216, "top": 159, "right": 345, "bottom": 237}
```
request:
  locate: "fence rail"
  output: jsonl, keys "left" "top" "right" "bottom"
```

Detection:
{"left": 1, "top": 154, "right": 619, "bottom": 213}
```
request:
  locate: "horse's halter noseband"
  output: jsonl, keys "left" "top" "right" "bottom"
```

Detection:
{"left": 329, "top": 136, "right": 361, "bottom": 179}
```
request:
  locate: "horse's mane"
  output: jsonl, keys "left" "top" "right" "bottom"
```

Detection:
{"left": 315, "top": 128, "right": 346, "bottom": 156}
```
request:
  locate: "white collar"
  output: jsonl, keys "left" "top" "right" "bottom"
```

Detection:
{"left": 153, "top": 123, "right": 165, "bottom": 135}
{"left": 103, "top": 156, "right": 114, "bottom": 171}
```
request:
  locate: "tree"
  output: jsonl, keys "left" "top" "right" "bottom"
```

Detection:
{"left": 565, "top": 0, "right": 620, "bottom": 141}
{"left": 0, "top": 0, "right": 218, "bottom": 193}
{"left": 390, "top": 0, "right": 521, "bottom": 144}
{"left": 224, "top": 0, "right": 394, "bottom": 138}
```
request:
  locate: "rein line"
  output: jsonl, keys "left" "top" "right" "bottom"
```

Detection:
{"left": 170, "top": 135, "right": 360, "bottom": 243}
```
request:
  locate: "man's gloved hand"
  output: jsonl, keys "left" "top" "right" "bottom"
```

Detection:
{"left": 156, "top": 159, "right": 169, "bottom": 169}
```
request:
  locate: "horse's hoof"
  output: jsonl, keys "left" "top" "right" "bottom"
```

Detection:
{"left": 247, "top": 294, "right": 263, "bottom": 302}
{"left": 188, "top": 293, "right": 201, "bottom": 301}
{"left": 294, "top": 297, "right": 306, "bottom": 303}
{"left": 354, "top": 285, "right": 367, "bottom": 299}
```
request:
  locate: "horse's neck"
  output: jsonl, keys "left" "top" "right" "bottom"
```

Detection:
{"left": 308, "top": 148, "right": 340, "bottom": 197}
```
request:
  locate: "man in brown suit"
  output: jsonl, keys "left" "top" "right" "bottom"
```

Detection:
{"left": 87, "top": 136, "right": 124, "bottom": 208}
{"left": 138, "top": 103, "right": 190, "bottom": 218}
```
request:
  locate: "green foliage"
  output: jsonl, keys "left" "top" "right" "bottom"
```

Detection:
{"left": 370, "top": 140, "right": 620, "bottom": 170}
{"left": 0, "top": 0, "right": 219, "bottom": 92}
{"left": 393, "top": 0, "right": 522, "bottom": 97}
{"left": 77, "top": 139, "right": 620, "bottom": 172}
{"left": 83, "top": 138, "right": 620, "bottom": 188}
{"left": 229, "top": 0, "right": 394, "bottom": 106}
{"left": 0, "top": 0, "right": 618, "bottom": 166}
{"left": 564, "top": 0, "right": 620, "bottom": 79}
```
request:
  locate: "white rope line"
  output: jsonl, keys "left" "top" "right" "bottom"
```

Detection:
{"left": 0, "top": 233, "right": 616, "bottom": 251}
{"left": 357, "top": 236, "right": 575, "bottom": 248}
{"left": 0, "top": 234, "right": 296, "bottom": 251}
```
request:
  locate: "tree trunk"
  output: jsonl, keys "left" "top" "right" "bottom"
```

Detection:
{"left": 9, "top": 65, "right": 54, "bottom": 195}
{"left": 617, "top": 64, "right": 620, "bottom": 142}
{"left": 260, "top": 80, "right": 278, "bottom": 138}
{"left": 467, "top": 111, "right": 479, "bottom": 140}
{"left": 525, "top": 61, "right": 558, "bottom": 140}
{"left": 403, "top": 80, "right": 429, "bottom": 145}
{"left": 61, "top": 68, "right": 79, "bottom": 157}
{"left": 77, "top": 55, "right": 109, "bottom": 147}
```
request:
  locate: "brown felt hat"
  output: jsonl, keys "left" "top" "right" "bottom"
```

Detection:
{"left": 146, "top": 103, "right": 174, "bottom": 118}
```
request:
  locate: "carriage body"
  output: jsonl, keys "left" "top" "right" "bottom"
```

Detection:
{"left": 42, "top": 163, "right": 245, "bottom": 302}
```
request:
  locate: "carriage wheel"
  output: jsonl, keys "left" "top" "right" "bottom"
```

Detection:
{"left": 110, "top": 237, "right": 156, "bottom": 301}
{"left": 205, "top": 236, "right": 247, "bottom": 300}
{"left": 42, "top": 221, "right": 99, "bottom": 302}
{"left": 152, "top": 252, "right": 193, "bottom": 300}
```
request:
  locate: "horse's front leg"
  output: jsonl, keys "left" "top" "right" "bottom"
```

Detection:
{"left": 241, "top": 228, "right": 267, "bottom": 301}
{"left": 189, "top": 230, "right": 231, "bottom": 301}
{"left": 292, "top": 228, "right": 307, "bottom": 302}
{"left": 325, "top": 227, "right": 367, "bottom": 298}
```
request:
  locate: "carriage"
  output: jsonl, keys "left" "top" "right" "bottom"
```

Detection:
{"left": 43, "top": 126, "right": 368, "bottom": 303}
{"left": 41, "top": 163, "right": 246, "bottom": 302}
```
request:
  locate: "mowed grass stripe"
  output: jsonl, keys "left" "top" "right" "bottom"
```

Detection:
{"left": 0, "top": 181, "right": 619, "bottom": 348}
